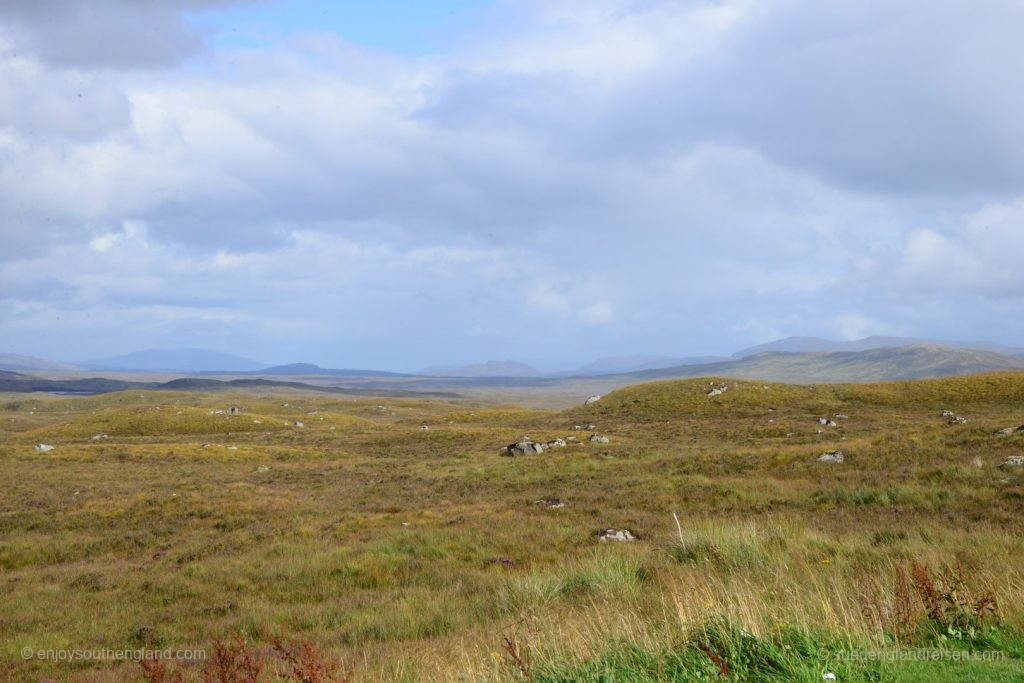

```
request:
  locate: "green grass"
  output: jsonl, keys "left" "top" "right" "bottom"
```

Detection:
{"left": 2, "top": 375, "right": 1024, "bottom": 680}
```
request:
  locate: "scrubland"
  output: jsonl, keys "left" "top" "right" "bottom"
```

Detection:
{"left": 2, "top": 374, "right": 1024, "bottom": 681}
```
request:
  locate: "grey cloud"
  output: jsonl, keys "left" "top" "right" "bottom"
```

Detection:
{"left": 0, "top": 0, "right": 246, "bottom": 69}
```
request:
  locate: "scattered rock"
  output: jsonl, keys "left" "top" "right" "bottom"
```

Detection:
{"left": 834, "top": 414, "right": 849, "bottom": 419}
{"left": 229, "top": 406, "right": 240, "bottom": 415}
{"left": 995, "top": 425, "right": 1024, "bottom": 437}
{"left": 585, "top": 395, "right": 602, "bottom": 404}
{"left": 252, "top": 419, "right": 262, "bottom": 424}
{"left": 786, "top": 432, "right": 798, "bottom": 437}
{"left": 598, "top": 528, "right": 636, "bottom": 542}
{"left": 90, "top": 433, "right": 108, "bottom": 441}
{"left": 571, "top": 424, "right": 582, "bottom": 430}
{"left": 941, "top": 409, "right": 955, "bottom": 418}
{"left": 1000, "top": 456, "right": 1024, "bottom": 468}
{"left": 34, "top": 443, "right": 55, "bottom": 452}
{"left": 502, "top": 439, "right": 548, "bottom": 456}
{"left": 255, "top": 466, "right": 270, "bottom": 473}
{"left": 584, "top": 423, "right": 597, "bottom": 430}
{"left": 707, "top": 384, "right": 728, "bottom": 397}
{"left": 538, "top": 497, "right": 565, "bottom": 508}
{"left": 817, "top": 418, "right": 838, "bottom": 427}
{"left": 949, "top": 416, "right": 968, "bottom": 425}
{"left": 589, "top": 434, "right": 610, "bottom": 443}
{"left": 293, "top": 421, "right": 304, "bottom": 428}
{"left": 546, "top": 438, "right": 567, "bottom": 448}
{"left": 817, "top": 450, "right": 845, "bottom": 463}
{"left": 420, "top": 424, "right": 430, "bottom": 431}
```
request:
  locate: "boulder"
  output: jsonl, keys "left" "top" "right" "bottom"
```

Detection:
{"left": 502, "top": 439, "right": 548, "bottom": 456}
{"left": 818, "top": 450, "right": 845, "bottom": 463}
{"left": 546, "top": 438, "right": 567, "bottom": 448}
{"left": 90, "top": 433, "right": 108, "bottom": 441}
{"left": 589, "top": 434, "right": 610, "bottom": 443}
{"left": 598, "top": 528, "right": 636, "bottom": 542}
{"left": 1000, "top": 456, "right": 1024, "bottom": 468}
{"left": 585, "top": 395, "right": 602, "bottom": 404}
{"left": 293, "top": 421, "right": 304, "bottom": 428}
{"left": 941, "top": 409, "right": 955, "bottom": 418}
{"left": 584, "top": 423, "right": 597, "bottom": 430}
{"left": 949, "top": 416, "right": 968, "bottom": 425}
{"left": 995, "top": 426, "right": 1024, "bottom": 437}
{"left": 34, "top": 443, "right": 55, "bottom": 452}
{"left": 538, "top": 497, "right": 566, "bottom": 508}
{"left": 707, "top": 385, "right": 728, "bottom": 397}
{"left": 817, "top": 418, "right": 838, "bottom": 427}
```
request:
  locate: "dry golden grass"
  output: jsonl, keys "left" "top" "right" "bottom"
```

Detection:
{"left": 2, "top": 375, "right": 1024, "bottom": 680}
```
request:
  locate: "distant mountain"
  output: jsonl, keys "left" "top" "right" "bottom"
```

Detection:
{"left": 0, "top": 354, "right": 81, "bottom": 372}
{"left": 253, "top": 363, "right": 404, "bottom": 377}
{"left": 569, "top": 354, "right": 727, "bottom": 376}
{"left": 419, "top": 360, "right": 542, "bottom": 378}
{"left": 616, "top": 344, "right": 1024, "bottom": 384}
{"left": 80, "top": 348, "right": 266, "bottom": 372}
{"left": 732, "top": 336, "right": 1024, "bottom": 358}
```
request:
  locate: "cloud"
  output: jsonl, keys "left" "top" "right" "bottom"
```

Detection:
{"left": 0, "top": 0, "right": 248, "bottom": 69}
{"left": 3, "top": 0, "right": 1024, "bottom": 364}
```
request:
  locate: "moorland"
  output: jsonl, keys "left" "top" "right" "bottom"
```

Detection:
{"left": 3, "top": 373, "right": 1024, "bottom": 681}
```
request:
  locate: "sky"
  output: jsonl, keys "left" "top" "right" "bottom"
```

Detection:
{"left": 1, "top": 0, "right": 1023, "bottom": 371}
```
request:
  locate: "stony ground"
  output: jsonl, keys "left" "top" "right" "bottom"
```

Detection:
{"left": 2, "top": 374, "right": 1024, "bottom": 681}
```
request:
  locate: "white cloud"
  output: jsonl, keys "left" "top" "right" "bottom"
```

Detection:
{"left": 3, "top": 0, "right": 1024, "bottom": 364}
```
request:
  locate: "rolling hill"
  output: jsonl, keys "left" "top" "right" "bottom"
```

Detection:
{"left": 80, "top": 348, "right": 266, "bottom": 372}
{"left": 611, "top": 344, "right": 1024, "bottom": 384}
{"left": 0, "top": 354, "right": 81, "bottom": 372}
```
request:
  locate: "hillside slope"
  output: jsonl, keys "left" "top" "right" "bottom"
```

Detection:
{"left": 614, "top": 344, "right": 1024, "bottom": 384}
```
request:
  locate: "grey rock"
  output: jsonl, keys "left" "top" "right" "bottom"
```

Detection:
{"left": 1001, "top": 456, "right": 1024, "bottom": 468}
{"left": 598, "top": 528, "right": 636, "bottom": 542}
{"left": 502, "top": 439, "right": 548, "bottom": 457}
{"left": 589, "top": 434, "right": 610, "bottom": 443}
{"left": 34, "top": 443, "right": 55, "bottom": 452}
{"left": 538, "top": 497, "right": 566, "bottom": 508}
{"left": 90, "top": 433, "right": 108, "bottom": 441}
{"left": 585, "top": 395, "right": 602, "bottom": 404}
{"left": 817, "top": 450, "right": 845, "bottom": 463}
{"left": 546, "top": 438, "right": 567, "bottom": 448}
{"left": 817, "top": 418, "right": 838, "bottom": 427}
{"left": 995, "top": 425, "right": 1024, "bottom": 437}
{"left": 707, "top": 385, "right": 728, "bottom": 397}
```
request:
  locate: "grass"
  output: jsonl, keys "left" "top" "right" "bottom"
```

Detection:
{"left": 1, "top": 374, "right": 1024, "bottom": 680}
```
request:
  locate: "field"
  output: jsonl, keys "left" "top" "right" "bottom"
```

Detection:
{"left": 2, "top": 374, "right": 1024, "bottom": 681}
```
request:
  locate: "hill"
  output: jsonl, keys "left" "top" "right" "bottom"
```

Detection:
{"left": 733, "top": 335, "right": 1024, "bottom": 358}
{"left": 0, "top": 354, "right": 81, "bottom": 372}
{"left": 613, "top": 344, "right": 1024, "bottom": 384}
{"left": 419, "top": 360, "right": 542, "bottom": 377}
{"left": 253, "top": 363, "right": 404, "bottom": 377}
{"left": 567, "top": 354, "right": 727, "bottom": 376}
{"left": 80, "top": 348, "right": 266, "bottom": 372}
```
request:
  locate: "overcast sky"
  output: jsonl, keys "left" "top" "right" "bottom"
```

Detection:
{"left": 1, "top": 0, "right": 1022, "bottom": 370}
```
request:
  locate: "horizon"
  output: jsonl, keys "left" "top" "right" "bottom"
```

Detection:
{"left": 4, "top": 333, "right": 1023, "bottom": 375}
{"left": 3, "top": 1, "right": 1024, "bottom": 370}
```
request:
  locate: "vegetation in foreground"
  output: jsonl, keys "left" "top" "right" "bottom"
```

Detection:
{"left": 2, "top": 373, "right": 1024, "bottom": 681}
